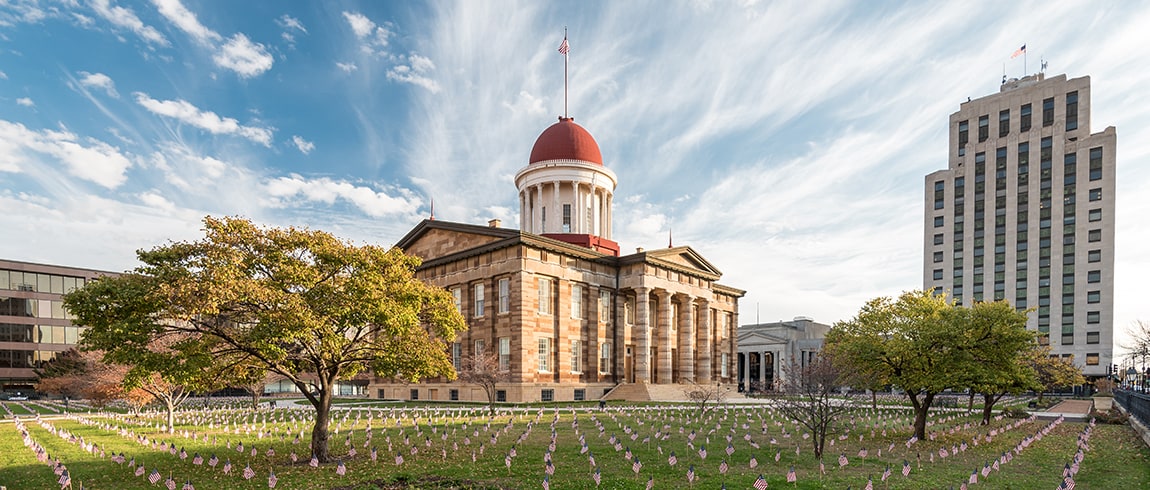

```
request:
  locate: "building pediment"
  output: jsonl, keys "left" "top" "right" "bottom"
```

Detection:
{"left": 620, "top": 246, "right": 724, "bottom": 281}
{"left": 395, "top": 220, "right": 520, "bottom": 262}
{"left": 737, "top": 331, "right": 788, "bottom": 346}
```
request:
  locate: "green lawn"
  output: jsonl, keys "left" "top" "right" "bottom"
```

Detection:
{"left": 1, "top": 403, "right": 1146, "bottom": 489}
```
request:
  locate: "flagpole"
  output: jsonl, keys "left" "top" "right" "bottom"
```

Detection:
{"left": 563, "top": 27, "right": 569, "bottom": 118}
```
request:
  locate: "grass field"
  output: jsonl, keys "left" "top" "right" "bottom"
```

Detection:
{"left": 2, "top": 401, "right": 1147, "bottom": 489}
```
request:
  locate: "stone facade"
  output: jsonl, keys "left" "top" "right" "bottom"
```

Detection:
{"left": 736, "top": 317, "right": 830, "bottom": 393}
{"left": 366, "top": 221, "right": 744, "bottom": 403}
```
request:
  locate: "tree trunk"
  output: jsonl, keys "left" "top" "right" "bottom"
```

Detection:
{"left": 968, "top": 391, "right": 975, "bottom": 411}
{"left": 981, "top": 393, "right": 998, "bottom": 425}
{"left": 814, "top": 431, "right": 824, "bottom": 459}
{"left": 166, "top": 399, "right": 176, "bottom": 434}
{"left": 909, "top": 391, "right": 935, "bottom": 440}
{"left": 310, "top": 387, "right": 333, "bottom": 462}
{"left": 250, "top": 389, "right": 262, "bottom": 411}
{"left": 871, "top": 390, "right": 877, "bottom": 410}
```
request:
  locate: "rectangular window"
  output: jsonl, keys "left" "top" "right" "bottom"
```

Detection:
{"left": 599, "top": 290, "right": 611, "bottom": 322}
{"left": 1062, "top": 334, "right": 1074, "bottom": 346}
{"left": 999, "top": 109, "right": 1010, "bottom": 137}
{"left": 1088, "top": 209, "right": 1102, "bottom": 222}
{"left": 562, "top": 204, "right": 572, "bottom": 233}
{"left": 473, "top": 283, "right": 485, "bottom": 317}
{"left": 571, "top": 284, "right": 582, "bottom": 318}
{"left": 1087, "top": 332, "right": 1100, "bottom": 344}
{"left": 1089, "top": 188, "right": 1102, "bottom": 202}
{"left": 496, "top": 390, "right": 507, "bottom": 402}
{"left": 1020, "top": 103, "right": 1032, "bottom": 131}
{"left": 1065, "top": 91, "right": 1078, "bottom": 131}
{"left": 1088, "top": 250, "right": 1101, "bottom": 263}
{"left": 1042, "top": 97, "right": 1055, "bottom": 126}
{"left": 537, "top": 337, "right": 551, "bottom": 372}
{"left": 1089, "top": 147, "right": 1103, "bottom": 181}
{"left": 410, "top": 389, "right": 419, "bottom": 401}
{"left": 1088, "top": 229, "right": 1101, "bottom": 242}
{"left": 498, "top": 278, "right": 510, "bottom": 313}
{"left": 474, "top": 339, "right": 485, "bottom": 358}
{"left": 1088, "top": 270, "right": 1101, "bottom": 283}
{"left": 720, "top": 352, "right": 729, "bottom": 378}
{"left": 933, "top": 269, "right": 943, "bottom": 280}
{"left": 934, "top": 216, "right": 944, "bottom": 228}
{"left": 600, "top": 343, "right": 612, "bottom": 373}
{"left": 452, "top": 287, "right": 462, "bottom": 313}
{"left": 450, "top": 389, "right": 459, "bottom": 401}
{"left": 499, "top": 337, "right": 511, "bottom": 372}
{"left": 978, "top": 115, "right": 989, "bottom": 142}
{"left": 1087, "top": 291, "right": 1100, "bottom": 304}
{"left": 541, "top": 389, "right": 554, "bottom": 402}
{"left": 570, "top": 340, "right": 582, "bottom": 373}
{"left": 1087, "top": 311, "right": 1101, "bottom": 324}
{"left": 933, "top": 233, "right": 944, "bottom": 245}
{"left": 1085, "top": 353, "right": 1099, "bottom": 366}
{"left": 933, "top": 251, "right": 944, "bottom": 263}
{"left": 574, "top": 389, "right": 586, "bottom": 401}
{"left": 958, "top": 120, "right": 969, "bottom": 148}
{"left": 452, "top": 342, "right": 462, "bottom": 371}
{"left": 538, "top": 277, "right": 553, "bottom": 314}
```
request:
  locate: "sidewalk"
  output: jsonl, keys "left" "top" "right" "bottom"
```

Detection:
{"left": 1038, "top": 399, "right": 1093, "bottom": 421}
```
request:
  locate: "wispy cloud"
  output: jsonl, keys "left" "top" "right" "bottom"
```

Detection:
{"left": 133, "top": 92, "right": 274, "bottom": 146}
{"left": 264, "top": 175, "right": 421, "bottom": 218}
{"left": 291, "top": 135, "right": 315, "bottom": 155}
{"left": 77, "top": 71, "right": 119, "bottom": 98}
{"left": 90, "top": 0, "right": 169, "bottom": 47}
{"left": 342, "top": 11, "right": 392, "bottom": 56}
{"left": 0, "top": 120, "right": 132, "bottom": 188}
{"left": 151, "top": 0, "right": 221, "bottom": 45}
{"left": 16, "top": 97, "right": 34, "bottom": 107}
{"left": 336, "top": 62, "right": 358, "bottom": 73}
{"left": 149, "top": 0, "right": 273, "bottom": 78}
{"left": 386, "top": 53, "right": 440, "bottom": 93}
{"left": 277, "top": 14, "right": 307, "bottom": 34}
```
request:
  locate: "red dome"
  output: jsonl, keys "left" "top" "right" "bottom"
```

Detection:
{"left": 529, "top": 117, "right": 602, "bottom": 165}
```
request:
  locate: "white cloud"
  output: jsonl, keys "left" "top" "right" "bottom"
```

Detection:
{"left": 264, "top": 175, "right": 421, "bottom": 217}
{"left": 90, "top": 0, "right": 169, "bottom": 47}
{"left": 16, "top": 97, "right": 34, "bottom": 107}
{"left": 277, "top": 15, "right": 306, "bottom": 33}
{"left": 336, "top": 62, "right": 357, "bottom": 73}
{"left": 133, "top": 92, "right": 274, "bottom": 146}
{"left": 77, "top": 71, "right": 119, "bottom": 98}
{"left": 291, "top": 135, "right": 315, "bottom": 155}
{"left": 386, "top": 53, "right": 440, "bottom": 93}
{"left": 213, "top": 33, "right": 274, "bottom": 78}
{"left": 139, "top": 191, "right": 176, "bottom": 212}
{"left": 0, "top": 120, "right": 132, "bottom": 188}
{"left": 342, "top": 11, "right": 392, "bottom": 55}
{"left": 151, "top": 0, "right": 221, "bottom": 45}
{"left": 0, "top": 71, "right": 7, "bottom": 79}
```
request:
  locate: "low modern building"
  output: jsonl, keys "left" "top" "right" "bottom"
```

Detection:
{"left": 367, "top": 116, "right": 745, "bottom": 403}
{"left": 0, "top": 259, "right": 114, "bottom": 391}
{"left": 736, "top": 316, "right": 830, "bottom": 392}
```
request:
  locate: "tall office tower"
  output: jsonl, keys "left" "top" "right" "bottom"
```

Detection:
{"left": 924, "top": 73, "right": 1115, "bottom": 378}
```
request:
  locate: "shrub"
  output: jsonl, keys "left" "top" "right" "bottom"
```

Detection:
{"left": 1003, "top": 407, "right": 1030, "bottom": 419}
{"left": 1090, "top": 409, "right": 1128, "bottom": 425}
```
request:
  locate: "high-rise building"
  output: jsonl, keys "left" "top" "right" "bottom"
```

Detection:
{"left": 924, "top": 73, "right": 1115, "bottom": 378}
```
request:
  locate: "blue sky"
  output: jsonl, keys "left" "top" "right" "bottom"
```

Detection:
{"left": 2, "top": 1, "right": 1148, "bottom": 350}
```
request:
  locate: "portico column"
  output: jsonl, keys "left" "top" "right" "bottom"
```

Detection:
{"left": 697, "top": 299, "right": 712, "bottom": 383}
{"left": 678, "top": 296, "right": 695, "bottom": 382}
{"left": 656, "top": 290, "right": 673, "bottom": 384}
{"left": 605, "top": 193, "right": 612, "bottom": 239}
{"left": 519, "top": 191, "right": 527, "bottom": 230}
{"left": 634, "top": 287, "right": 651, "bottom": 383}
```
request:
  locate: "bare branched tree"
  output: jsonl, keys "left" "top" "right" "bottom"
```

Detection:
{"left": 683, "top": 382, "right": 730, "bottom": 418}
{"left": 456, "top": 350, "right": 510, "bottom": 413}
{"left": 770, "top": 355, "right": 852, "bottom": 459}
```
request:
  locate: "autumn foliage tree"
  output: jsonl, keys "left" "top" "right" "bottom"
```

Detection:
{"left": 64, "top": 216, "right": 466, "bottom": 462}
{"left": 1025, "top": 345, "right": 1085, "bottom": 404}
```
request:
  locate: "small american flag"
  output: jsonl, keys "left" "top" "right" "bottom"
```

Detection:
{"left": 182, "top": 480, "right": 194, "bottom": 490}
{"left": 633, "top": 457, "right": 642, "bottom": 475}
{"left": 902, "top": 460, "right": 911, "bottom": 477}
{"left": 310, "top": 455, "right": 319, "bottom": 468}
{"left": 148, "top": 469, "right": 161, "bottom": 485}
{"left": 593, "top": 466, "right": 601, "bottom": 486}
{"left": 668, "top": 451, "right": 677, "bottom": 466}
{"left": 749, "top": 455, "right": 758, "bottom": 468}
{"left": 646, "top": 476, "right": 654, "bottom": 490}
{"left": 208, "top": 454, "right": 218, "bottom": 467}
{"left": 546, "top": 461, "right": 555, "bottom": 475}
{"left": 336, "top": 460, "right": 346, "bottom": 476}
{"left": 165, "top": 475, "right": 176, "bottom": 490}
{"left": 838, "top": 452, "right": 848, "bottom": 467}
{"left": 698, "top": 446, "right": 707, "bottom": 459}
{"left": 719, "top": 459, "right": 729, "bottom": 474}
{"left": 58, "top": 470, "right": 70, "bottom": 487}
{"left": 787, "top": 465, "right": 797, "bottom": 483}
{"left": 192, "top": 453, "right": 203, "bottom": 465}
{"left": 968, "top": 469, "right": 977, "bottom": 484}
{"left": 753, "top": 474, "right": 769, "bottom": 490}
{"left": 290, "top": 452, "right": 298, "bottom": 463}
{"left": 542, "top": 475, "right": 550, "bottom": 490}
{"left": 371, "top": 447, "right": 378, "bottom": 462}
{"left": 774, "top": 450, "right": 781, "bottom": 462}
{"left": 268, "top": 469, "right": 278, "bottom": 489}
{"left": 179, "top": 448, "right": 187, "bottom": 460}
{"left": 686, "top": 464, "right": 696, "bottom": 483}
{"left": 864, "top": 476, "right": 873, "bottom": 490}
{"left": 882, "top": 465, "right": 891, "bottom": 481}
{"left": 726, "top": 443, "right": 734, "bottom": 456}
{"left": 557, "top": 38, "right": 569, "bottom": 55}
{"left": 223, "top": 459, "right": 232, "bottom": 474}
{"left": 243, "top": 464, "right": 256, "bottom": 480}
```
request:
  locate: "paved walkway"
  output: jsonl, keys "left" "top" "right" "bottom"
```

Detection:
{"left": 1047, "top": 399, "right": 1093, "bottom": 414}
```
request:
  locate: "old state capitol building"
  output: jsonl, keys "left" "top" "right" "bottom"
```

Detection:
{"left": 367, "top": 116, "right": 744, "bottom": 403}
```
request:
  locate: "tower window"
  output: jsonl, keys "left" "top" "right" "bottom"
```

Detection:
{"left": 562, "top": 204, "right": 572, "bottom": 233}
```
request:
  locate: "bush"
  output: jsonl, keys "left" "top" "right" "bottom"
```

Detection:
{"left": 1003, "top": 407, "right": 1031, "bottom": 419}
{"left": 1090, "top": 409, "right": 1128, "bottom": 425}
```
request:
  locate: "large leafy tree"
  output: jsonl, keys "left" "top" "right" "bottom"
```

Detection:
{"left": 827, "top": 290, "right": 1034, "bottom": 439}
{"left": 952, "top": 301, "right": 1038, "bottom": 424}
{"left": 65, "top": 216, "right": 466, "bottom": 462}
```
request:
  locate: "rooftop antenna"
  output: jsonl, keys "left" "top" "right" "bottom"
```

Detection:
{"left": 668, "top": 228, "right": 673, "bottom": 248}
{"left": 558, "top": 28, "right": 570, "bottom": 118}
{"left": 429, "top": 197, "right": 435, "bottom": 221}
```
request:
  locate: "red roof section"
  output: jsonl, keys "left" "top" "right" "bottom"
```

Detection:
{"left": 529, "top": 117, "right": 603, "bottom": 165}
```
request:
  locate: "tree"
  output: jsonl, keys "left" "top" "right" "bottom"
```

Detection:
{"left": 827, "top": 290, "right": 1029, "bottom": 440}
{"left": 233, "top": 371, "right": 280, "bottom": 411}
{"left": 64, "top": 216, "right": 466, "bottom": 462}
{"left": 1025, "top": 345, "right": 1085, "bottom": 404}
{"left": 683, "top": 382, "right": 730, "bottom": 418}
{"left": 770, "top": 355, "right": 852, "bottom": 459}
{"left": 952, "top": 301, "right": 1039, "bottom": 424}
{"left": 456, "top": 350, "right": 510, "bottom": 413}
{"left": 35, "top": 349, "right": 88, "bottom": 400}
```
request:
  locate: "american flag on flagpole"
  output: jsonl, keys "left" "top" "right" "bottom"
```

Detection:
{"left": 208, "top": 454, "right": 218, "bottom": 467}
{"left": 838, "top": 452, "right": 848, "bottom": 467}
{"left": 134, "top": 465, "right": 145, "bottom": 477}
{"left": 336, "top": 460, "right": 347, "bottom": 476}
{"left": 593, "top": 466, "right": 601, "bottom": 486}
{"left": 882, "top": 465, "right": 891, "bottom": 481}
{"left": 243, "top": 464, "right": 256, "bottom": 480}
{"left": 268, "top": 469, "right": 278, "bottom": 489}
{"left": 558, "top": 38, "right": 569, "bottom": 55}
{"left": 668, "top": 451, "right": 677, "bottom": 466}
{"left": 223, "top": 459, "right": 233, "bottom": 474}
{"left": 687, "top": 464, "right": 696, "bottom": 483}
{"left": 148, "top": 469, "right": 162, "bottom": 485}
{"left": 864, "top": 476, "right": 873, "bottom": 490}
{"left": 902, "top": 459, "right": 911, "bottom": 477}
{"left": 182, "top": 480, "right": 194, "bottom": 490}
{"left": 1011, "top": 44, "right": 1026, "bottom": 59}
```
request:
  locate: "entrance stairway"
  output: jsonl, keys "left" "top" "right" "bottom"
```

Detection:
{"left": 600, "top": 382, "right": 744, "bottom": 402}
